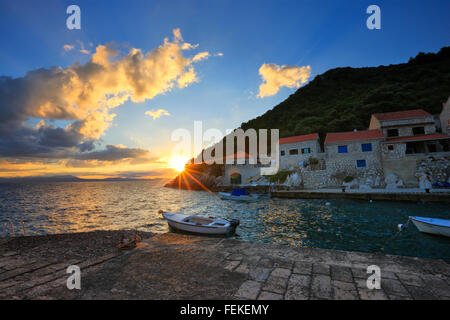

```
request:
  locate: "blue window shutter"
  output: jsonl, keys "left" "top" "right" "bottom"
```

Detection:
{"left": 338, "top": 145, "right": 348, "bottom": 153}
{"left": 356, "top": 160, "right": 366, "bottom": 167}
{"left": 362, "top": 143, "right": 372, "bottom": 152}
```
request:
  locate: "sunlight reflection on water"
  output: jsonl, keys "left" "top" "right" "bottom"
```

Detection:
{"left": 0, "top": 181, "right": 449, "bottom": 261}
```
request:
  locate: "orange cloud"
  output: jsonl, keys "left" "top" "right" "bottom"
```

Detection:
{"left": 145, "top": 109, "right": 171, "bottom": 120}
{"left": 0, "top": 28, "right": 210, "bottom": 162}
{"left": 257, "top": 63, "right": 311, "bottom": 98}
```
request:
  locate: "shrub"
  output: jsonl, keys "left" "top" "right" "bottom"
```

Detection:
{"left": 343, "top": 176, "right": 354, "bottom": 183}
{"left": 268, "top": 170, "right": 294, "bottom": 183}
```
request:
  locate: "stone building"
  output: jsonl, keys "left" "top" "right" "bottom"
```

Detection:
{"left": 324, "top": 129, "right": 385, "bottom": 184}
{"left": 222, "top": 107, "right": 450, "bottom": 188}
{"left": 369, "top": 109, "right": 437, "bottom": 137}
{"left": 369, "top": 109, "right": 450, "bottom": 185}
{"left": 440, "top": 97, "right": 450, "bottom": 135}
{"left": 223, "top": 152, "right": 263, "bottom": 185}
{"left": 279, "top": 133, "right": 321, "bottom": 170}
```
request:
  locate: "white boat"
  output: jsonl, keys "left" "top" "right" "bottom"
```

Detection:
{"left": 409, "top": 216, "right": 450, "bottom": 237}
{"left": 160, "top": 211, "right": 239, "bottom": 235}
{"left": 218, "top": 192, "right": 259, "bottom": 201}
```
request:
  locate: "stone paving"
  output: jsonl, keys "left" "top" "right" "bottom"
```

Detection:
{"left": 0, "top": 232, "right": 449, "bottom": 300}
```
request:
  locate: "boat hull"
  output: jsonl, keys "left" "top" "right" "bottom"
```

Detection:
{"left": 166, "top": 220, "right": 234, "bottom": 235}
{"left": 162, "top": 212, "right": 237, "bottom": 235}
{"left": 410, "top": 216, "right": 450, "bottom": 237}
{"left": 218, "top": 192, "right": 259, "bottom": 201}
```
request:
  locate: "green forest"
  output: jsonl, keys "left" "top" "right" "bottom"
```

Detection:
{"left": 172, "top": 46, "right": 450, "bottom": 184}
{"left": 241, "top": 46, "right": 450, "bottom": 144}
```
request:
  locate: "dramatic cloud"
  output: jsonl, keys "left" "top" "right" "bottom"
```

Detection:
{"left": 0, "top": 29, "right": 209, "bottom": 164}
{"left": 192, "top": 51, "right": 210, "bottom": 62}
{"left": 73, "top": 145, "right": 149, "bottom": 161}
{"left": 145, "top": 109, "right": 171, "bottom": 120}
{"left": 257, "top": 63, "right": 311, "bottom": 98}
{"left": 77, "top": 41, "right": 91, "bottom": 54}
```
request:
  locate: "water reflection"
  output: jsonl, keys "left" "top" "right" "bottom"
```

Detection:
{"left": 0, "top": 181, "right": 449, "bottom": 261}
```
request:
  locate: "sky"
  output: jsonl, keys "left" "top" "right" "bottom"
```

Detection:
{"left": 0, "top": 0, "right": 449, "bottom": 179}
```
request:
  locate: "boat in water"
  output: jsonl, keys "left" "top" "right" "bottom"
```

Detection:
{"left": 160, "top": 210, "right": 240, "bottom": 235}
{"left": 218, "top": 188, "right": 259, "bottom": 201}
{"left": 409, "top": 216, "right": 450, "bottom": 237}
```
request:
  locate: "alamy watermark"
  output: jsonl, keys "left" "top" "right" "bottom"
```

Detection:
{"left": 171, "top": 121, "right": 280, "bottom": 176}
{"left": 66, "top": 265, "right": 81, "bottom": 290}
{"left": 366, "top": 265, "right": 381, "bottom": 289}
{"left": 366, "top": 5, "right": 381, "bottom": 30}
{"left": 66, "top": 5, "right": 81, "bottom": 30}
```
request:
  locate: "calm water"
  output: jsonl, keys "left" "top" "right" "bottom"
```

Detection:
{"left": 0, "top": 181, "right": 449, "bottom": 261}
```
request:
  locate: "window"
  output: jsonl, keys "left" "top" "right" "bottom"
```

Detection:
{"left": 388, "top": 145, "right": 394, "bottom": 151}
{"left": 412, "top": 127, "right": 425, "bottom": 135}
{"left": 426, "top": 142, "right": 437, "bottom": 153}
{"left": 406, "top": 141, "right": 426, "bottom": 154}
{"left": 338, "top": 145, "right": 348, "bottom": 153}
{"left": 356, "top": 160, "right": 366, "bottom": 168}
{"left": 289, "top": 149, "right": 298, "bottom": 155}
{"left": 387, "top": 129, "right": 399, "bottom": 137}
{"left": 361, "top": 143, "right": 372, "bottom": 152}
{"left": 301, "top": 147, "right": 311, "bottom": 154}
{"left": 438, "top": 139, "right": 449, "bottom": 152}
{"left": 280, "top": 150, "right": 285, "bottom": 156}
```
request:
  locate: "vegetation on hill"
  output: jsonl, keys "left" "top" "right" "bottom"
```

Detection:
{"left": 241, "top": 47, "right": 450, "bottom": 144}
{"left": 168, "top": 47, "right": 450, "bottom": 187}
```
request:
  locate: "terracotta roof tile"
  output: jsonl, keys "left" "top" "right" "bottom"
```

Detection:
{"left": 325, "top": 129, "right": 384, "bottom": 143}
{"left": 384, "top": 133, "right": 450, "bottom": 143}
{"left": 372, "top": 109, "right": 431, "bottom": 121}
{"left": 279, "top": 133, "right": 319, "bottom": 145}
{"left": 224, "top": 151, "right": 251, "bottom": 160}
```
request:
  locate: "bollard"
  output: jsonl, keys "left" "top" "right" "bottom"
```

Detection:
{"left": 21, "top": 221, "right": 26, "bottom": 236}
{"left": 1, "top": 223, "right": 7, "bottom": 238}
{"left": 9, "top": 220, "right": 15, "bottom": 237}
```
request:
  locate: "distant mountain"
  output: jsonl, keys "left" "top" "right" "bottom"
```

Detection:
{"left": 241, "top": 46, "right": 450, "bottom": 144}
{"left": 0, "top": 175, "right": 164, "bottom": 183}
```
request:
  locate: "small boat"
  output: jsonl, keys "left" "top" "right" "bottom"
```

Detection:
{"left": 160, "top": 211, "right": 240, "bottom": 235}
{"left": 218, "top": 188, "right": 259, "bottom": 201}
{"left": 409, "top": 216, "right": 450, "bottom": 237}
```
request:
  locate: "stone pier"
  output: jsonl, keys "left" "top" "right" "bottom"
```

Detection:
{"left": 0, "top": 232, "right": 449, "bottom": 300}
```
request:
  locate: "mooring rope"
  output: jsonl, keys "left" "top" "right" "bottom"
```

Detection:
{"left": 380, "top": 217, "right": 411, "bottom": 251}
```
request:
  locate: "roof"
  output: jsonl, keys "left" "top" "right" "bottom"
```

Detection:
{"left": 224, "top": 151, "right": 251, "bottom": 160}
{"left": 384, "top": 133, "right": 450, "bottom": 143}
{"left": 325, "top": 129, "right": 384, "bottom": 144}
{"left": 372, "top": 109, "right": 432, "bottom": 121}
{"left": 279, "top": 133, "right": 319, "bottom": 145}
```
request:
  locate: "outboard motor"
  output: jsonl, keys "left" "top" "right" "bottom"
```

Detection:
{"left": 230, "top": 219, "right": 240, "bottom": 228}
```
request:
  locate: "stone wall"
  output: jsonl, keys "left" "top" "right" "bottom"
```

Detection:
{"left": 381, "top": 143, "right": 406, "bottom": 160}
{"left": 279, "top": 140, "right": 321, "bottom": 170}
{"left": 379, "top": 123, "right": 435, "bottom": 137}
{"left": 382, "top": 154, "right": 450, "bottom": 187}
{"left": 325, "top": 139, "right": 383, "bottom": 178}
{"left": 415, "top": 155, "right": 450, "bottom": 184}
{"left": 224, "top": 164, "right": 262, "bottom": 185}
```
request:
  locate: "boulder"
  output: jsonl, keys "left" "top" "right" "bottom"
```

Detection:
{"left": 343, "top": 179, "right": 358, "bottom": 190}
{"left": 417, "top": 172, "right": 432, "bottom": 190}
{"left": 385, "top": 173, "right": 403, "bottom": 190}
{"left": 285, "top": 172, "right": 302, "bottom": 187}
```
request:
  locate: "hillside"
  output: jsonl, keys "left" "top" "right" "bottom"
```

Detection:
{"left": 241, "top": 47, "right": 450, "bottom": 143}
{"left": 166, "top": 47, "right": 450, "bottom": 189}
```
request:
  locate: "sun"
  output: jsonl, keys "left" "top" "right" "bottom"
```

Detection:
{"left": 169, "top": 157, "right": 188, "bottom": 173}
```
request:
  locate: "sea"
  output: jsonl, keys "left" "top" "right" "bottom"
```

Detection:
{"left": 0, "top": 180, "right": 449, "bottom": 261}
